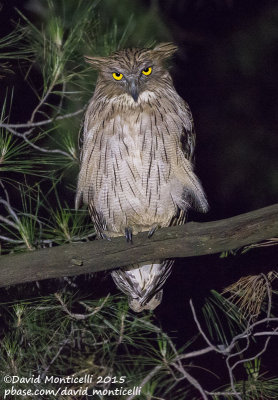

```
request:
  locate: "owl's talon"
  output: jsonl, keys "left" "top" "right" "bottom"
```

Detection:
{"left": 125, "top": 227, "right": 133, "bottom": 243}
{"left": 148, "top": 225, "right": 159, "bottom": 238}
{"left": 101, "top": 233, "right": 111, "bottom": 241}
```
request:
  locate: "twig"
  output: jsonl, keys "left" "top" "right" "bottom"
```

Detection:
{"left": 231, "top": 335, "right": 272, "bottom": 373}
{"left": 29, "top": 80, "right": 57, "bottom": 123}
{"left": 225, "top": 317, "right": 278, "bottom": 353}
{"left": 0, "top": 235, "right": 24, "bottom": 243}
{"left": 0, "top": 181, "right": 10, "bottom": 204}
{"left": 0, "top": 108, "right": 84, "bottom": 129}
{"left": 261, "top": 273, "right": 272, "bottom": 320}
{"left": 187, "top": 292, "right": 278, "bottom": 400}
{"left": 253, "top": 329, "right": 278, "bottom": 337}
{"left": 189, "top": 299, "right": 222, "bottom": 353}
{"left": 165, "top": 333, "right": 186, "bottom": 376}
{"left": 117, "top": 313, "right": 125, "bottom": 345}
{"left": 2, "top": 124, "right": 72, "bottom": 158}
{"left": 176, "top": 367, "right": 208, "bottom": 400}
{"left": 40, "top": 338, "right": 71, "bottom": 381}
{"left": 55, "top": 293, "right": 110, "bottom": 320}
{"left": 0, "top": 215, "right": 19, "bottom": 229}
{"left": 175, "top": 346, "right": 214, "bottom": 361}
{"left": 22, "top": 132, "right": 72, "bottom": 158}
{"left": 0, "top": 198, "right": 21, "bottom": 225}
{"left": 1, "top": 107, "right": 85, "bottom": 158}
{"left": 126, "top": 365, "right": 162, "bottom": 400}
{"left": 205, "top": 390, "right": 241, "bottom": 397}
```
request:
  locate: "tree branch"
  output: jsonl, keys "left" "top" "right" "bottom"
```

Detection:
{"left": 0, "top": 204, "right": 277, "bottom": 288}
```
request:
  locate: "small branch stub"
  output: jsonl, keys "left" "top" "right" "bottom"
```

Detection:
{"left": 71, "top": 258, "right": 83, "bottom": 266}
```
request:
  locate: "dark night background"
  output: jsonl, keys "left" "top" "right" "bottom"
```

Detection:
{"left": 1, "top": 0, "right": 277, "bottom": 216}
{"left": 1, "top": 0, "right": 278, "bottom": 391}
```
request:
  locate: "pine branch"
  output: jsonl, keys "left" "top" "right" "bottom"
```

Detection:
{"left": 0, "top": 203, "right": 277, "bottom": 288}
{"left": 0, "top": 108, "right": 84, "bottom": 129}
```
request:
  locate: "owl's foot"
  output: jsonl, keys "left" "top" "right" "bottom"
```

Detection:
{"left": 148, "top": 225, "right": 160, "bottom": 238}
{"left": 125, "top": 227, "right": 133, "bottom": 243}
{"left": 101, "top": 232, "right": 111, "bottom": 241}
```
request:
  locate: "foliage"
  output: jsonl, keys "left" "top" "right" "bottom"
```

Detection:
{"left": 0, "top": 293, "right": 191, "bottom": 400}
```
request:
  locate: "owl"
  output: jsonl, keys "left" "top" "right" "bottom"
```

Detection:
{"left": 76, "top": 43, "right": 208, "bottom": 312}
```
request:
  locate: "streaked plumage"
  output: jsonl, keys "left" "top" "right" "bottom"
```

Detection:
{"left": 76, "top": 43, "right": 208, "bottom": 312}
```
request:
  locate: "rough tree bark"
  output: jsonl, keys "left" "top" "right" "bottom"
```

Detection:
{"left": 0, "top": 204, "right": 277, "bottom": 288}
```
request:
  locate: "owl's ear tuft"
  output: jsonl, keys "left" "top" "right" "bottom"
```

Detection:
{"left": 84, "top": 55, "right": 109, "bottom": 69}
{"left": 151, "top": 42, "right": 178, "bottom": 60}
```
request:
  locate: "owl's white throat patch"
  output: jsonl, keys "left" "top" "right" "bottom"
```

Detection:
{"left": 115, "top": 90, "right": 157, "bottom": 108}
{"left": 138, "top": 90, "right": 157, "bottom": 103}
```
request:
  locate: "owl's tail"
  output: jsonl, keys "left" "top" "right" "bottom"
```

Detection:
{"left": 111, "top": 260, "right": 173, "bottom": 312}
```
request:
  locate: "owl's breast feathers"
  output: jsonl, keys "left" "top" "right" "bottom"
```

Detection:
{"left": 76, "top": 89, "right": 208, "bottom": 236}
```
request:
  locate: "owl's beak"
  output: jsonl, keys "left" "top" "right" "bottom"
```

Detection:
{"left": 128, "top": 78, "right": 139, "bottom": 102}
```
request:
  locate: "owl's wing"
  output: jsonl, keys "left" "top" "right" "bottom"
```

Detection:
{"left": 75, "top": 101, "right": 94, "bottom": 211}
{"left": 180, "top": 101, "right": 196, "bottom": 163}
{"left": 174, "top": 101, "right": 208, "bottom": 214}
{"left": 77, "top": 118, "right": 85, "bottom": 156}
{"left": 88, "top": 203, "right": 108, "bottom": 239}
{"left": 75, "top": 100, "right": 109, "bottom": 238}
{"left": 77, "top": 99, "right": 92, "bottom": 162}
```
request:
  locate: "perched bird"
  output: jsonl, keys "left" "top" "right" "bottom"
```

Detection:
{"left": 76, "top": 43, "right": 208, "bottom": 312}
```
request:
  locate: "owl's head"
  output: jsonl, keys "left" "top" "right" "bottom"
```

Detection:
{"left": 85, "top": 43, "right": 178, "bottom": 102}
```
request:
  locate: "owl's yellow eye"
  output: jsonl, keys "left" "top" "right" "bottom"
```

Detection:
{"left": 112, "top": 72, "right": 123, "bottom": 80}
{"left": 142, "top": 67, "right": 152, "bottom": 76}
